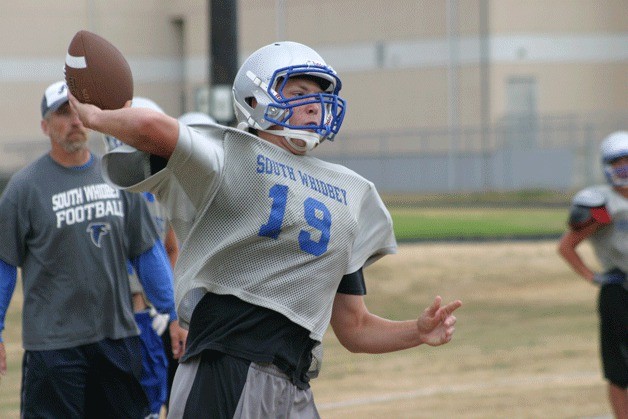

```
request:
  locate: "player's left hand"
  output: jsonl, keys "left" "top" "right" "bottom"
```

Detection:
{"left": 169, "top": 320, "right": 188, "bottom": 360}
{"left": 149, "top": 306, "right": 170, "bottom": 336}
{"left": 417, "top": 296, "right": 462, "bottom": 347}
{"left": 592, "top": 269, "right": 625, "bottom": 287}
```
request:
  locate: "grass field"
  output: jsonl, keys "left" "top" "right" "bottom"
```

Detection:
{"left": 0, "top": 240, "right": 612, "bottom": 418}
{"left": 385, "top": 190, "right": 570, "bottom": 241}
{"left": 390, "top": 207, "right": 566, "bottom": 241}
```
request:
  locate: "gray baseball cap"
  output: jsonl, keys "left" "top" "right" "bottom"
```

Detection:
{"left": 41, "top": 81, "right": 69, "bottom": 118}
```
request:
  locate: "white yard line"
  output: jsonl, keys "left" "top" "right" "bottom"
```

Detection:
{"left": 317, "top": 371, "right": 602, "bottom": 411}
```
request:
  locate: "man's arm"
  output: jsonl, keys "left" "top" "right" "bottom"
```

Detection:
{"left": 131, "top": 241, "right": 187, "bottom": 358}
{"left": 164, "top": 225, "right": 179, "bottom": 270}
{"left": 130, "top": 241, "right": 176, "bottom": 320}
{"left": 557, "top": 222, "right": 605, "bottom": 283}
{"left": 330, "top": 293, "right": 461, "bottom": 354}
{"left": 0, "top": 259, "right": 17, "bottom": 375}
{"left": 68, "top": 93, "right": 179, "bottom": 159}
{"left": 557, "top": 190, "right": 610, "bottom": 284}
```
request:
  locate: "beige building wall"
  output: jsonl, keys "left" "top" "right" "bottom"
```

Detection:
{"left": 0, "top": 0, "right": 626, "bottom": 174}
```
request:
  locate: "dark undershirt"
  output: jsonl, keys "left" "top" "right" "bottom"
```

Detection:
{"left": 182, "top": 268, "right": 366, "bottom": 389}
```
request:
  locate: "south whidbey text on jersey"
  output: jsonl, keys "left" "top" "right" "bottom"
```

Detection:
{"left": 256, "top": 153, "right": 348, "bottom": 206}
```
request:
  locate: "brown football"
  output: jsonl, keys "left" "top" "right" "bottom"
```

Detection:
{"left": 64, "top": 30, "right": 133, "bottom": 110}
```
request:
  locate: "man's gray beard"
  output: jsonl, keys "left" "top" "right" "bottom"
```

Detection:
{"left": 61, "top": 140, "right": 87, "bottom": 153}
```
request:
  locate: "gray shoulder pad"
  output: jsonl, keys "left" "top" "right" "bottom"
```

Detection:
{"left": 102, "top": 146, "right": 151, "bottom": 189}
{"left": 568, "top": 188, "right": 611, "bottom": 229}
{"left": 572, "top": 189, "right": 606, "bottom": 208}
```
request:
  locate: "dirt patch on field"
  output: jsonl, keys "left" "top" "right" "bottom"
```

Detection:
{"left": 312, "top": 241, "right": 610, "bottom": 418}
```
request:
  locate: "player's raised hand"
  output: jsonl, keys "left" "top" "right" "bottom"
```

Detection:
{"left": 417, "top": 296, "right": 462, "bottom": 346}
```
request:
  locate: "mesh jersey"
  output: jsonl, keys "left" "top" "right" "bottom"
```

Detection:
{"left": 0, "top": 154, "right": 159, "bottom": 350}
{"left": 573, "top": 185, "right": 628, "bottom": 273}
{"left": 102, "top": 123, "right": 397, "bottom": 341}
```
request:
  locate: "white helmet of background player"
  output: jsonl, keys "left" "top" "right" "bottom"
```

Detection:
{"left": 232, "top": 41, "right": 346, "bottom": 152}
{"left": 103, "top": 97, "right": 165, "bottom": 152}
{"left": 178, "top": 111, "right": 216, "bottom": 128}
{"left": 600, "top": 131, "right": 628, "bottom": 187}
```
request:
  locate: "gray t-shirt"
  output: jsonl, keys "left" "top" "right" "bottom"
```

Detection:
{"left": 0, "top": 153, "right": 159, "bottom": 350}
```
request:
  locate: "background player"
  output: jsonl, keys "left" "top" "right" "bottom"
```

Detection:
{"left": 178, "top": 111, "right": 216, "bottom": 128}
{"left": 70, "top": 41, "right": 462, "bottom": 418}
{"left": 104, "top": 96, "right": 187, "bottom": 418}
{"left": 0, "top": 81, "right": 178, "bottom": 418}
{"left": 558, "top": 130, "right": 628, "bottom": 419}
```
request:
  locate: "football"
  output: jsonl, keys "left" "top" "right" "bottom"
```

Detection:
{"left": 65, "top": 30, "right": 133, "bottom": 110}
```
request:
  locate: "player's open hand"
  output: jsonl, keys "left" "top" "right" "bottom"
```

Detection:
{"left": 417, "top": 296, "right": 462, "bottom": 346}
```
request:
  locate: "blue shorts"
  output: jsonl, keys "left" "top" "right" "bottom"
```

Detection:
{"left": 135, "top": 310, "right": 169, "bottom": 414}
{"left": 21, "top": 337, "right": 148, "bottom": 418}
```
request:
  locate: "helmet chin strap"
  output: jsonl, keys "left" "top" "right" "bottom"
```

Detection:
{"left": 260, "top": 128, "right": 322, "bottom": 152}
{"left": 235, "top": 109, "right": 323, "bottom": 152}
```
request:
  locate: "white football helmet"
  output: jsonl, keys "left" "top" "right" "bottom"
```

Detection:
{"left": 232, "top": 41, "right": 346, "bottom": 152}
{"left": 103, "top": 97, "right": 165, "bottom": 152}
{"left": 600, "top": 131, "right": 628, "bottom": 187}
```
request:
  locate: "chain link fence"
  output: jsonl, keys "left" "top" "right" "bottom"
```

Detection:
{"left": 315, "top": 111, "right": 626, "bottom": 193}
{"left": 1, "top": 111, "right": 625, "bottom": 194}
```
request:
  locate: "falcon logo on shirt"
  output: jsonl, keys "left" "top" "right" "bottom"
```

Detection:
{"left": 86, "top": 222, "right": 111, "bottom": 248}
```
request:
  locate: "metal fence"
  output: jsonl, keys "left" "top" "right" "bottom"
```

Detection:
{"left": 1, "top": 111, "right": 625, "bottom": 194}
{"left": 315, "top": 111, "right": 627, "bottom": 193}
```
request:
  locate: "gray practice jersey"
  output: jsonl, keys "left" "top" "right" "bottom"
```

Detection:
{"left": 103, "top": 124, "right": 397, "bottom": 341}
{"left": 0, "top": 154, "right": 159, "bottom": 350}
{"left": 575, "top": 185, "right": 628, "bottom": 273}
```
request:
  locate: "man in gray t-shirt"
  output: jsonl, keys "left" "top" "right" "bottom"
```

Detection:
{"left": 0, "top": 81, "right": 184, "bottom": 418}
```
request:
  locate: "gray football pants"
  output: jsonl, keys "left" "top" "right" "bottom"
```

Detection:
{"left": 167, "top": 355, "right": 320, "bottom": 418}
